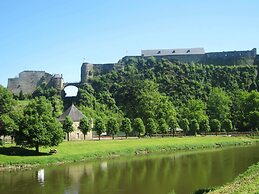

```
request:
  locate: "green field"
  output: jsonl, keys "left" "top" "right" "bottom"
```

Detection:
{"left": 0, "top": 136, "right": 257, "bottom": 169}
{"left": 209, "top": 162, "right": 259, "bottom": 193}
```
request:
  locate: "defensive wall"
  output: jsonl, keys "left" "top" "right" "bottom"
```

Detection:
{"left": 7, "top": 71, "right": 63, "bottom": 95}
{"left": 7, "top": 48, "right": 258, "bottom": 95}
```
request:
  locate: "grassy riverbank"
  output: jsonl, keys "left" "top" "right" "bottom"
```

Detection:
{"left": 0, "top": 136, "right": 258, "bottom": 169}
{"left": 209, "top": 162, "right": 259, "bottom": 193}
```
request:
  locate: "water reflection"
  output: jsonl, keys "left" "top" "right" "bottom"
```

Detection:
{"left": 100, "top": 162, "right": 108, "bottom": 171}
{"left": 37, "top": 169, "right": 44, "bottom": 185}
{"left": 1, "top": 145, "right": 259, "bottom": 194}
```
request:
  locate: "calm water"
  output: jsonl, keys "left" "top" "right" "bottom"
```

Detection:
{"left": 1, "top": 145, "right": 259, "bottom": 194}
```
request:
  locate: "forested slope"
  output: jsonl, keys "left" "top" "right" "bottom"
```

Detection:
{"left": 74, "top": 56, "right": 259, "bottom": 135}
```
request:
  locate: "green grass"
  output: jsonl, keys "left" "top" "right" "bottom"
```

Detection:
{"left": 0, "top": 136, "right": 258, "bottom": 169}
{"left": 209, "top": 162, "right": 259, "bottom": 194}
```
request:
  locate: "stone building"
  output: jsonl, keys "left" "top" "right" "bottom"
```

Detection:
{"left": 7, "top": 71, "right": 64, "bottom": 95}
{"left": 58, "top": 104, "right": 93, "bottom": 140}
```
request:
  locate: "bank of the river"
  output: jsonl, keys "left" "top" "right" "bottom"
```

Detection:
{"left": 208, "top": 162, "right": 259, "bottom": 193}
{"left": 0, "top": 136, "right": 258, "bottom": 170}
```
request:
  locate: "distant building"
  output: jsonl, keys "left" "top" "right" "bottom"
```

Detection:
{"left": 6, "top": 48, "right": 258, "bottom": 96}
{"left": 7, "top": 71, "right": 63, "bottom": 95}
{"left": 58, "top": 104, "right": 93, "bottom": 140}
{"left": 140, "top": 48, "right": 257, "bottom": 64}
{"left": 141, "top": 48, "right": 205, "bottom": 57}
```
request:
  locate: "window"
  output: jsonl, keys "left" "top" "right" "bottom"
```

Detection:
{"left": 77, "top": 133, "right": 80, "bottom": 139}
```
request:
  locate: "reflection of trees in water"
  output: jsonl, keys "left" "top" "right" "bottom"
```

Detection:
{"left": 1, "top": 146, "right": 259, "bottom": 194}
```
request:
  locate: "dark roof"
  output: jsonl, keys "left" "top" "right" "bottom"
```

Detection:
{"left": 141, "top": 48, "right": 205, "bottom": 56}
{"left": 58, "top": 104, "right": 85, "bottom": 122}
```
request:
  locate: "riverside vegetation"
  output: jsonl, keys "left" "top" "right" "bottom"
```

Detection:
{"left": 208, "top": 162, "right": 259, "bottom": 193}
{"left": 0, "top": 57, "right": 259, "bottom": 191}
{"left": 0, "top": 136, "right": 257, "bottom": 168}
{"left": 0, "top": 57, "right": 259, "bottom": 152}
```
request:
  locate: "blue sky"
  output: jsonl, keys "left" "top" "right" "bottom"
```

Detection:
{"left": 1, "top": 0, "right": 259, "bottom": 87}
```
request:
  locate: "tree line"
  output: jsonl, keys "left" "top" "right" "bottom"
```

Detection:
{"left": 0, "top": 56, "right": 259, "bottom": 152}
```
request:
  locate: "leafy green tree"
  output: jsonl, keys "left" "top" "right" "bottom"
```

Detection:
{"left": 63, "top": 116, "right": 74, "bottom": 141}
{"left": 94, "top": 118, "right": 106, "bottom": 140}
{"left": 207, "top": 88, "right": 231, "bottom": 122}
{"left": 51, "top": 96, "right": 64, "bottom": 117}
{"left": 244, "top": 91, "right": 259, "bottom": 131}
{"left": 0, "top": 114, "right": 18, "bottom": 142}
{"left": 190, "top": 119, "right": 199, "bottom": 135}
{"left": 179, "top": 118, "right": 189, "bottom": 136}
{"left": 133, "top": 118, "right": 145, "bottom": 138}
{"left": 156, "top": 97, "right": 177, "bottom": 124}
{"left": 230, "top": 90, "right": 249, "bottom": 131}
{"left": 210, "top": 119, "right": 221, "bottom": 136}
{"left": 200, "top": 118, "right": 210, "bottom": 135}
{"left": 146, "top": 118, "right": 157, "bottom": 137}
{"left": 107, "top": 118, "right": 119, "bottom": 139}
{"left": 168, "top": 117, "right": 178, "bottom": 137}
{"left": 77, "top": 83, "right": 96, "bottom": 108}
{"left": 248, "top": 111, "right": 259, "bottom": 131}
{"left": 181, "top": 99, "right": 207, "bottom": 124}
{"left": 0, "top": 85, "right": 15, "bottom": 114}
{"left": 121, "top": 118, "right": 132, "bottom": 139}
{"left": 16, "top": 97, "right": 64, "bottom": 153}
{"left": 158, "top": 118, "right": 168, "bottom": 137}
{"left": 222, "top": 119, "right": 233, "bottom": 134}
{"left": 79, "top": 117, "right": 91, "bottom": 140}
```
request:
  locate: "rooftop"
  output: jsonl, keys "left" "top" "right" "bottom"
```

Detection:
{"left": 141, "top": 48, "right": 205, "bottom": 57}
{"left": 58, "top": 104, "right": 85, "bottom": 122}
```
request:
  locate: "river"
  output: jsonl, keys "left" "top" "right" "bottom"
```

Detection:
{"left": 1, "top": 144, "right": 259, "bottom": 194}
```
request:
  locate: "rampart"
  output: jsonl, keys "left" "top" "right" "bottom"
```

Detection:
{"left": 7, "top": 48, "right": 258, "bottom": 95}
{"left": 7, "top": 71, "right": 63, "bottom": 95}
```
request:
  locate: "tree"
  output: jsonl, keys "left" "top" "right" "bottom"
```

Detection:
{"left": 77, "top": 83, "right": 96, "bottom": 108}
{"left": 244, "top": 91, "right": 259, "bottom": 131}
{"left": 94, "top": 118, "right": 106, "bottom": 140}
{"left": 168, "top": 117, "right": 178, "bottom": 137}
{"left": 248, "top": 111, "right": 259, "bottom": 131}
{"left": 190, "top": 119, "right": 199, "bottom": 135}
{"left": 51, "top": 96, "right": 64, "bottom": 117}
{"left": 146, "top": 118, "right": 157, "bottom": 137}
{"left": 158, "top": 118, "right": 168, "bottom": 137}
{"left": 107, "top": 118, "right": 119, "bottom": 139}
{"left": 16, "top": 97, "right": 64, "bottom": 153}
{"left": 0, "top": 85, "right": 15, "bottom": 114}
{"left": 179, "top": 118, "right": 189, "bottom": 136}
{"left": 222, "top": 119, "right": 233, "bottom": 135}
{"left": 207, "top": 88, "right": 231, "bottom": 123}
{"left": 230, "top": 90, "right": 249, "bottom": 131}
{"left": 121, "top": 118, "right": 132, "bottom": 139}
{"left": 200, "top": 118, "right": 210, "bottom": 135}
{"left": 79, "top": 117, "right": 91, "bottom": 140}
{"left": 182, "top": 99, "right": 207, "bottom": 124}
{"left": 0, "top": 114, "right": 18, "bottom": 143}
{"left": 63, "top": 117, "right": 74, "bottom": 141}
{"left": 210, "top": 119, "right": 221, "bottom": 136}
{"left": 156, "top": 97, "right": 177, "bottom": 124}
{"left": 133, "top": 118, "right": 145, "bottom": 138}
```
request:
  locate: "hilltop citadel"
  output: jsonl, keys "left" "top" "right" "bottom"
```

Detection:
{"left": 7, "top": 48, "right": 259, "bottom": 95}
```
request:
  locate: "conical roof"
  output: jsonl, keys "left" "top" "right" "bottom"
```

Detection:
{"left": 58, "top": 104, "right": 85, "bottom": 122}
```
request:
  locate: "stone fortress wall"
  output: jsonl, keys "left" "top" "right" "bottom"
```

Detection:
{"left": 140, "top": 48, "right": 257, "bottom": 65}
{"left": 7, "top": 48, "right": 258, "bottom": 95}
{"left": 8, "top": 71, "right": 63, "bottom": 95}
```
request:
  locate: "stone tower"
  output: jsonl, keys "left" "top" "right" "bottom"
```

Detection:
{"left": 81, "top": 63, "right": 93, "bottom": 83}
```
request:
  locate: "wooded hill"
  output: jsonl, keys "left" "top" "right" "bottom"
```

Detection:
{"left": 74, "top": 56, "right": 259, "bottom": 134}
